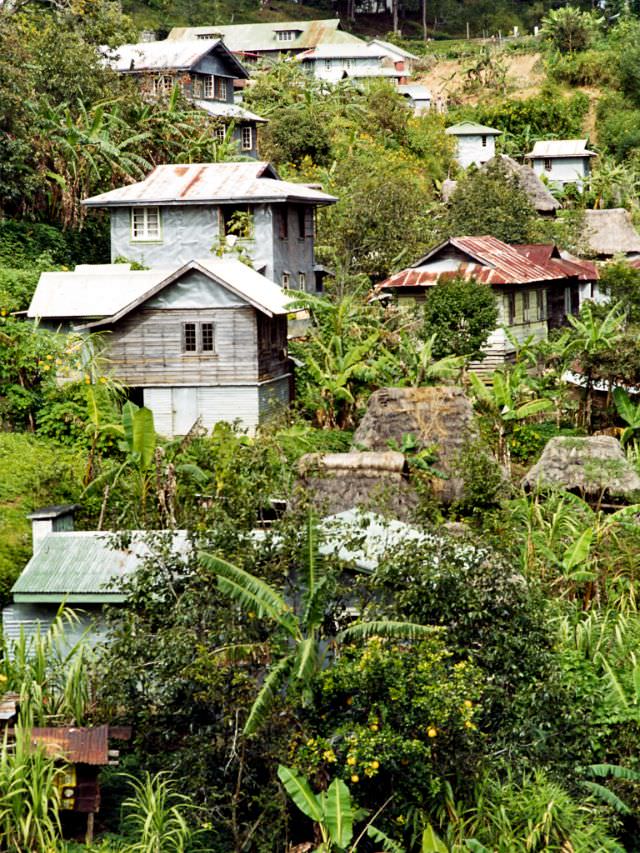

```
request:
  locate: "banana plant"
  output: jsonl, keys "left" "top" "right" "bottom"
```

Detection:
{"left": 200, "top": 516, "right": 436, "bottom": 735}
{"left": 277, "top": 766, "right": 401, "bottom": 853}
{"left": 613, "top": 387, "right": 640, "bottom": 446}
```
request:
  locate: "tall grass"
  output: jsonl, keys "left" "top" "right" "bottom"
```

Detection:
{"left": 121, "top": 772, "right": 200, "bottom": 853}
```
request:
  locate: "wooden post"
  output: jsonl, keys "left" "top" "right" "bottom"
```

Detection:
{"left": 86, "top": 812, "right": 95, "bottom": 845}
{"left": 466, "top": 21, "right": 470, "bottom": 40}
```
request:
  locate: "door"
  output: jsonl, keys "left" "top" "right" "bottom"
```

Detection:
{"left": 172, "top": 388, "right": 199, "bottom": 436}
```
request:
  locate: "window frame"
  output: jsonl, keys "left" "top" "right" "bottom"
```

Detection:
{"left": 182, "top": 321, "right": 216, "bottom": 355}
{"left": 544, "top": 158, "right": 553, "bottom": 172}
{"left": 536, "top": 288, "right": 545, "bottom": 321}
{"left": 203, "top": 75, "right": 214, "bottom": 99}
{"left": 278, "top": 207, "right": 289, "bottom": 240}
{"left": 522, "top": 290, "right": 530, "bottom": 323}
{"left": 282, "top": 272, "right": 290, "bottom": 288}
{"left": 481, "top": 134, "right": 487, "bottom": 148}
{"left": 153, "top": 75, "right": 174, "bottom": 96}
{"left": 215, "top": 76, "right": 228, "bottom": 100}
{"left": 298, "top": 272, "right": 307, "bottom": 291}
{"left": 507, "top": 292, "right": 516, "bottom": 326}
{"left": 131, "top": 207, "right": 162, "bottom": 242}
{"left": 241, "top": 126, "right": 253, "bottom": 151}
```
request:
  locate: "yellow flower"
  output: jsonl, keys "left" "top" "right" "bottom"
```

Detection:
{"left": 323, "top": 749, "right": 337, "bottom": 763}
{"left": 350, "top": 774, "right": 359, "bottom": 783}
{"left": 0, "top": 674, "right": 7, "bottom": 683}
{"left": 427, "top": 727, "right": 437, "bottom": 738}
{"left": 346, "top": 696, "right": 353, "bottom": 706}
{"left": 347, "top": 756, "right": 356, "bottom": 766}
{"left": 370, "top": 723, "right": 379, "bottom": 732}
{"left": 465, "top": 720, "right": 477, "bottom": 730}
{"left": 370, "top": 760, "right": 379, "bottom": 769}
{"left": 464, "top": 700, "right": 473, "bottom": 709}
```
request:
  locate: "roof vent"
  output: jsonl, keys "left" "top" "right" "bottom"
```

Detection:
{"left": 27, "top": 505, "right": 78, "bottom": 554}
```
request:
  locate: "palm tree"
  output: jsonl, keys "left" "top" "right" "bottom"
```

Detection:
{"left": 200, "top": 517, "right": 436, "bottom": 735}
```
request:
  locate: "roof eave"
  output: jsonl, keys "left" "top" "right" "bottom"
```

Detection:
{"left": 83, "top": 194, "right": 337, "bottom": 208}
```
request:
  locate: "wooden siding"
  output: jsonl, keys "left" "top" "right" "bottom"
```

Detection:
{"left": 257, "top": 314, "right": 288, "bottom": 379}
{"left": 105, "top": 306, "right": 259, "bottom": 386}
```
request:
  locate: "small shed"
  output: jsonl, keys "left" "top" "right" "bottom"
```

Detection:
{"left": 525, "top": 139, "right": 596, "bottom": 192}
{"left": 522, "top": 435, "right": 640, "bottom": 503}
{"left": 397, "top": 83, "right": 432, "bottom": 115}
{"left": 445, "top": 121, "right": 502, "bottom": 169}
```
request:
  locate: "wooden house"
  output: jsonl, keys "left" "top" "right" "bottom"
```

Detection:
{"left": 106, "top": 39, "right": 265, "bottom": 157}
{"left": 82, "top": 162, "right": 337, "bottom": 292}
{"left": 28, "top": 257, "right": 294, "bottom": 436}
{"left": 375, "top": 236, "right": 597, "bottom": 369}
{"left": 397, "top": 84, "right": 433, "bottom": 115}
{"left": 369, "top": 39, "right": 420, "bottom": 74}
{"left": 165, "top": 19, "right": 364, "bottom": 63}
{"left": 525, "top": 139, "right": 596, "bottom": 192}
{"left": 445, "top": 121, "right": 502, "bottom": 169}
{"left": 296, "top": 43, "right": 408, "bottom": 84}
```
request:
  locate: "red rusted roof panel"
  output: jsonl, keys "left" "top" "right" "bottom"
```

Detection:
{"left": 29, "top": 726, "right": 110, "bottom": 765}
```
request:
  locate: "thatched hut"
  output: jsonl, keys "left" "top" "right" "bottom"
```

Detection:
{"left": 296, "top": 451, "right": 417, "bottom": 519}
{"left": 352, "top": 386, "right": 477, "bottom": 504}
{"left": 522, "top": 435, "right": 640, "bottom": 502}
{"left": 581, "top": 209, "right": 640, "bottom": 258}
{"left": 442, "top": 155, "right": 560, "bottom": 215}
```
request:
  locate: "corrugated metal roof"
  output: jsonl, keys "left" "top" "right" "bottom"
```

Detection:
{"left": 397, "top": 84, "right": 432, "bottom": 99}
{"left": 166, "top": 19, "right": 363, "bottom": 52}
{"left": 377, "top": 236, "right": 584, "bottom": 291}
{"left": 518, "top": 244, "right": 598, "bottom": 280}
{"left": 298, "top": 43, "right": 386, "bottom": 59}
{"left": 12, "top": 531, "right": 191, "bottom": 603}
{"left": 30, "top": 726, "right": 109, "bottom": 765}
{"left": 526, "top": 139, "right": 596, "bottom": 159}
{"left": 82, "top": 163, "right": 337, "bottom": 207}
{"left": 104, "top": 39, "right": 249, "bottom": 80}
{"left": 369, "top": 38, "right": 419, "bottom": 60}
{"left": 445, "top": 121, "right": 502, "bottom": 136}
{"left": 28, "top": 268, "right": 171, "bottom": 319}
{"left": 193, "top": 99, "right": 267, "bottom": 123}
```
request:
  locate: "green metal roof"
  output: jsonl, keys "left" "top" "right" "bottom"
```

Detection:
{"left": 12, "top": 532, "right": 190, "bottom": 604}
{"left": 166, "top": 20, "right": 364, "bottom": 53}
{"left": 445, "top": 121, "right": 502, "bottom": 136}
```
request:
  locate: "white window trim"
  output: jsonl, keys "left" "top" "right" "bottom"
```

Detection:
{"left": 241, "top": 126, "right": 253, "bottom": 151}
{"left": 203, "top": 75, "right": 214, "bottom": 99}
{"left": 131, "top": 207, "right": 162, "bottom": 242}
{"left": 298, "top": 272, "right": 307, "bottom": 291}
{"left": 282, "top": 272, "right": 290, "bottom": 288}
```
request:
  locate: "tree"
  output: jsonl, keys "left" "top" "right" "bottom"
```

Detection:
{"left": 598, "top": 261, "right": 640, "bottom": 323}
{"left": 200, "top": 517, "right": 435, "bottom": 736}
{"left": 421, "top": 275, "right": 498, "bottom": 360}
{"left": 540, "top": 7, "right": 599, "bottom": 53}
{"left": 446, "top": 158, "right": 540, "bottom": 244}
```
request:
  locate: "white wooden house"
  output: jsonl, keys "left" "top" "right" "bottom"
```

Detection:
{"left": 82, "top": 162, "right": 337, "bottom": 293}
{"left": 445, "top": 122, "right": 502, "bottom": 169}
{"left": 296, "top": 43, "right": 407, "bottom": 84}
{"left": 525, "top": 139, "right": 596, "bottom": 192}
{"left": 375, "top": 236, "right": 597, "bottom": 370}
{"left": 28, "top": 258, "right": 293, "bottom": 437}
{"left": 397, "top": 84, "right": 432, "bottom": 115}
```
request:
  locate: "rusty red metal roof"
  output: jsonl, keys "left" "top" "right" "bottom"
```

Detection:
{"left": 83, "top": 163, "right": 337, "bottom": 207}
{"left": 29, "top": 726, "right": 110, "bottom": 765}
{"left": 377, "top": 236, "right": 596, "bottom": 291}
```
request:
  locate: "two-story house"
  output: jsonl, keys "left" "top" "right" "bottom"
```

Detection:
{"left": 166, "top": 19, "right": 364, "bottom": 63}
{"left": 106, "top": 39, "right": 265, "bottom": 157}
{"left": 296, "top": 43, "right": 408, "bottom": 85}
{"left": 525, "top": 139, "right": 596, "bottom": 192}
{"left": 29, "top": 257, "right": 294, "bottom": 436}
{"left": 375, "top": 236, "right": 597, "bottom": 370}
{"left": 82, "top": 162, "right": 336, "bottom": 292}
{"left": 446, "top": 121, "right": 502, "bottom": 169}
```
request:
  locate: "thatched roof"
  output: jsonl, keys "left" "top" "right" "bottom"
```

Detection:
{"left": 442, "top": 155, "right": 560, "bottom": 214}
{"left": 522, "top": 435, "right": 640, "bottom": 499}
{"left": 352, "top": 386, "right": 477, "bottom": 504}
{"left": 581, "top": 209, "right": 640, "bottom": 257}
{"left": 298, "top": 451, "right": 407, "bottom": 477}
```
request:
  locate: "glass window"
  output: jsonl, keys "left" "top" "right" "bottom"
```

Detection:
{"left": 507, "top": 292, "right": 516, "bottom": 325}
{"left": 481, "top": 135, "right": 487, "bottom": 147}
{"left": 537, "top": 289, "right": 545, "bottom": 321}
{"left": 153, "top": 76, "right": 174, "bottom": 96}
{"left": 298, "top": 272, "right": 306, "bottom": 290}
{"left": 183, "top": 323, "right": 197, "bottom": 352}
{"left": 297, "top": 206, "right": 306, "bottom": 238}
{"left": 131, "top": 207, "right": 161, "bottom": 241}
{"left": 215, "top": 77, "right": 228, "bottom": 100}
{"left": 201, "top": 323, "right": 215, "bottom": 352}
{"left": 522, "top": 290, "right": 530, "bottom": 322}
{"left": 282, "top": 272, "right": 290, "bottom": 287}
{"left": 544, "top": 158, "right": 552, "bottom": 172}
{"left": 241, "top": 126, "right": 253, "bottom": 151}
{"left": 278, "top": 208, "right": 288, "bottom": 240}
{"left": 215, "top": 125, "right": 226, "bottom": 143}
{"left": 203, "top": 75, "right": 214, "bottom": 98}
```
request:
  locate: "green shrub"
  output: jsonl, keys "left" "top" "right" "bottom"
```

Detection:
{"left": 0, "top": 218, "right": 110, "bottom": 268}
{"left": 509, "top": 422, "right": 584, "bottom": 463}
{"left": 547, "top": 49, "right": 614, "bottom": 86}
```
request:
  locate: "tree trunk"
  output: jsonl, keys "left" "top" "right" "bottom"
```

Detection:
{"left": 392, "top": 0, "right": 399, "bottom": 34}
{"left": 422, "top": 0, "right": 427, "bottom": 41}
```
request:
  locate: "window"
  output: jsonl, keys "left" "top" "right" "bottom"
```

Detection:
{"left": 131, "top": 207, "right": 161, "bottom": 241}
{"left": 507, "top": 292, "right": 516, "bottom": 325}
{"left": 297, "top": 206, "right": 307, "bottom": 239}
{"left": 153, "top": 75, "right": 174, "bottom": 96}
{"left": 241, "top": 126, "right": 253, "bottom": 151}
{"left": 203, "top": 75, "right": 214, "bottom": 98}
{"left": 481, "top": 135, "right": 487, "bottom": 147}
{"left": 215, "top": 77, "right": 228, "bottom": 100}
{"left": 215, "top": 125, "right": 226, "bottom": 143}
{"left": 544, "top": 158, "right": 553, "bottom": 172}
{"left": 522, "top": 290, "right": 530, "bottom": 323}
{"left": 196, "top": 33, "right": 218, "bottom": 40}
{"left": 282, "top": 272, "right": 290, "bottom": 287}
{"left": 537, "top": 289, "right": 545, "bottom": 321}
{"left": 276, "top": 30, "right": 296, "bottom": 41}
{"left": 325, "top": 59, "right": 332, "bottom": 71}
{"left": 564, "top": 286, "right": 573, "bottom": 316}
{"left": 202, "top": 76, "right": 227, "bottom": 100}
{"left": 192, "top": 76, "right": 203, "bottom": 98}
{"left": 298, "top": 272, "right": 306, "bottom": 290}
{"left": 278, "top": 208, "right": 288, "bottom": 240}
{"left": 182, "top": 322, "right": 215, "bottom": 354}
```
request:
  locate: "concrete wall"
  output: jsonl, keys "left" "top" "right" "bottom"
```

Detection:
{"left": 454, "top": 134, "right": 497, "bottom": 169}
{"left": 305, "top": 56, "right": 386, "bottom": 83}
{"left": 530, "top": 156, "right": 590, "bottom": 191}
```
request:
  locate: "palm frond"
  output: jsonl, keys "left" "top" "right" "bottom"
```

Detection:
{"left": 582, "top": 781, "right": 631, "bottom": 815}
{"left": 243, "top": 654, "right": 294, "bottom": 736}
{"left": 338, "top": 621, "right": 439, "bottom": 643}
